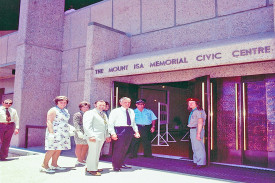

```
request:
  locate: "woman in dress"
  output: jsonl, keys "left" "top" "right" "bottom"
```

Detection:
{"left": 73, "top": 101, "right": 90, "bottom": 165}
{"left": 40, "top": 96, "right": 71, "bottom": 173}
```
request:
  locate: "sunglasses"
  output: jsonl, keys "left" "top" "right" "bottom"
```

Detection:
{"left": 4, "top": 102, "right": 12, "bottom": 105}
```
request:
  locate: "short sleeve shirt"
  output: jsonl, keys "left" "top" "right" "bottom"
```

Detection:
{"left": 134, "top": 108, "right": 157, "bottom": 125}
{"left": 188, "top": 109, "right": 206, "bottom": 127}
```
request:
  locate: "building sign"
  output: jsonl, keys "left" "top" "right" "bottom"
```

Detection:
{"left": 94, "top": 36, "right": 274, "bottom": 78}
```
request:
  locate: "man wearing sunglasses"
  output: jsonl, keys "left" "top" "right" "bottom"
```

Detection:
{"left": 0, "top": 99, "right": 19, "bottom": 161}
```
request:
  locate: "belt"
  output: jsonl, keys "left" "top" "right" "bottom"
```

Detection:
{"left": 115, "top": 126, "right": 131, "bottom": 128}
{"left": 189, "top": 127, "right": 197, "bottom": 129}
{"left": 137, "top": 124, "right": 151, "bottom": 127}
{"left": 0, "top": 122, "right": 15, "bottom": 124}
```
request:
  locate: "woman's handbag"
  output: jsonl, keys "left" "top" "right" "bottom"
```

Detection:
{"left": 68, "top": 124, "right": 76, "bottom": 136}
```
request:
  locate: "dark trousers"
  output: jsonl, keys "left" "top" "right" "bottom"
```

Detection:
{"left": 130, "top": 125, "right": 152, "bottom": 157}
{"left": 112, "top": 126, "right": 133, "bottom": 169}
{"left": 0, "top": 123, "right": 15, "bottom": 159}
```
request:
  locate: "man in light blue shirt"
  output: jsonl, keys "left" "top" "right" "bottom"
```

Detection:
{"left": 129, "top": 99, "right": 157, "bottom": 158}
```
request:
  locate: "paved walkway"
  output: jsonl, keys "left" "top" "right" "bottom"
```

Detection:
{"left": 1, "top": 147, "right": 274, "bottom": 183}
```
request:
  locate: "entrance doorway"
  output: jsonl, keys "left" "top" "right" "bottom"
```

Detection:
{"left": 112, "top": 74, "right": 274, "bottom": 169}
{"left": 113, "top": 77, "right": 210, "bottom": 158}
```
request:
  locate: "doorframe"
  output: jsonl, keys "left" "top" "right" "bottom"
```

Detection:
{"left": 111, "top": 77, "right": 212, "bottom": 164}
{"left": 206, "top": 75, "right": 211, "bottom": 166}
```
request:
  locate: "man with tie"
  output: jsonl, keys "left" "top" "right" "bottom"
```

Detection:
{"left": 83, "top": 100, "right": 111, "bottom": 176}
{"left": 0, "top": 99, "right": 19, "bottom": 161}
{"left": 108, "top": 97, "right": 140, "bottom": 171}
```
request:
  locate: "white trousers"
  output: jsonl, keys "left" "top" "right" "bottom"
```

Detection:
{"left": 86, "top": 139, "right": 104, "bottom": 171}
{"left": 190, "top": 128, "right": 206, "bottom": 165}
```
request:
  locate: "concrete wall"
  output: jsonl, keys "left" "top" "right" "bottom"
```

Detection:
{"left": 0, "top": 32, "right": 17, "bottom": 105}
{"left": 131, "top": 6, "right": 273, "bottom": 54}
{"left": 63, "top": 0, "right": 273, "bottom": 37}
{"left": 0, "top": 78, "right": 15, "bottom": 94}
{"left": 60, "top": 0, "right": 274, "bottom": 116}
{"left": 83, "top": 23, "right": 130, "bottom": 107}
{"left": 0, "top": 32, "right": 18, "bottom": 65}
{"left": 12, "top": 0, "right": 65, "bottom": 147}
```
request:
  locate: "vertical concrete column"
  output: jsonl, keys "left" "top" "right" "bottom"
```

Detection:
{"left": 84, "top": 22, "right": 131, "bottom": 104}
{"left": 12, "top": 0, "right": 65, "bottom": 147}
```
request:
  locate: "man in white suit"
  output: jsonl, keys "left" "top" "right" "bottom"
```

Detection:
{"left": 83, "top": 100, "right": 111, "bottom": 176}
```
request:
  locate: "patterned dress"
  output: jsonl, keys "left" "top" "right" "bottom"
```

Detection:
{"left": 73, "top": 111, "right": 87, "bottom": 144}
{"left": 45, "top": 107, "right": 71, "bottom": 150}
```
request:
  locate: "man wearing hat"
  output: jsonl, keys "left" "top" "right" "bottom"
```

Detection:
{"left": 129, "top": 99, "right": 157, "bottom": 158}
{"left": 187, "top": 98, "right": 207, "bottom": 168}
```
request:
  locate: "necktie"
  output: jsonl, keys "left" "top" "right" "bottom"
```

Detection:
{"left": 99, "top": 112, "right": 107, "bottom": 125}
{"left": 6, "top": 108, "right": 11, "bottom": 122}
{"left": 126, "top": 109, "right": 131, "bottom": 126}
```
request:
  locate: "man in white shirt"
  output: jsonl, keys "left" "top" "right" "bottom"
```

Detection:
{"left": 108, "top": 97, "right": 140, "bottom": 171}
{"left": 0, "top": 99, "right": 19, "bottom": 160}
{"left": 83, "top": 100, "right": 111, "bottom": 176}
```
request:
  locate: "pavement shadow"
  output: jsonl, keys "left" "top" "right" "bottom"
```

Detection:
{"left": 0, "top": 157, "right": 20, "bottom": 161}
{"left": 53, "top": 166, "right": 77, "bottom": 173}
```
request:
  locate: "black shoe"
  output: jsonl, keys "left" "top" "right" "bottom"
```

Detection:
{"left": 144, "top": 155, "right": 153, "bottom": 158}
{"left": 194, "top": 165, "right": 206, "bottom": 169}
{"left": 121, "top": 164, "right": 132, "bottom": 169}
{"left": 129, "top": 155, "right": 137, "bottom": 159}
{"left": 113, "top": 168, "right": 121, "bottom": 172}
{"left": 101, "top": 155, "right": 110, "bottom": 158}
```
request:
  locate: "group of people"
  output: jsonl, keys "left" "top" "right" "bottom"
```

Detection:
{"left": 0, "top": 96, "right": 207, "bottom": 176}
{"left": 39, "top": 96, "right": 160, "bottom": 175}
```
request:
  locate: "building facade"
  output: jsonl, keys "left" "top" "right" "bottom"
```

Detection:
{"left": 0, "top": 0, "right": 274, "bottom": 169}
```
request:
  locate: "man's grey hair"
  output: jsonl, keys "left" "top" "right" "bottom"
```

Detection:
{"left": 95, "top": 100, "right": 106, "bottom": 104}
{"left": 119, "top": 97, "right": 131, "bottom": 103}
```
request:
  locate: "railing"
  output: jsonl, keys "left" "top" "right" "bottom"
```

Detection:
{"left": 24, "top": 125, "right": 47, "bottom": 148}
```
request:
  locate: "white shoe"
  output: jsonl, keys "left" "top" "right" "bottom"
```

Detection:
{"left": 40, "top": 167, "right": 55, "bottom": 173}
{"left": 50, "top": 166, "right": 66, "bottom": 170}
{"left": 75, "top": 160, "right": 86, "bottom": 166}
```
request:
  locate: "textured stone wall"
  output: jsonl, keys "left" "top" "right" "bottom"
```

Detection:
{"left": 83, "top": 23, "right": 130, "bottom": 105}
{"left": 0, "top": 32, "right": 18, "bottom": 65}
{"left": 12, "top": 0, "right": 65, "bottom": 147}
{"left": 60, "top": 0, "right": 274, "bottom": 116}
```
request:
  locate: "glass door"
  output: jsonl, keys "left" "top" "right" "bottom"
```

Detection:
{"left": 113, "top": 81, "right": 139, "bottom": 109}
{"left": 192, "top": 76, "right": 211, "bottom": 165}
{"left": 213, "top": 77, "right": 242, "bottom": 164}
{"left": 213, "top": 75, "right": 270, "bottom": 168}
{"left": 242, "top": 76, "right": 268, "bottom": 167}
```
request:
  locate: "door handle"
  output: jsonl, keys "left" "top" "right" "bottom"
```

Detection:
{"left": 235, "top": 83, "right": 239, "bottom": 150}
{"left": 242, "top": 83, "right": 247, "bottom": 151}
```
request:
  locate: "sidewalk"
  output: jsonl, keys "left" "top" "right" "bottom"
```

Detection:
{"left": 1, "top": 147, "right": 274, "bottom": 183}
